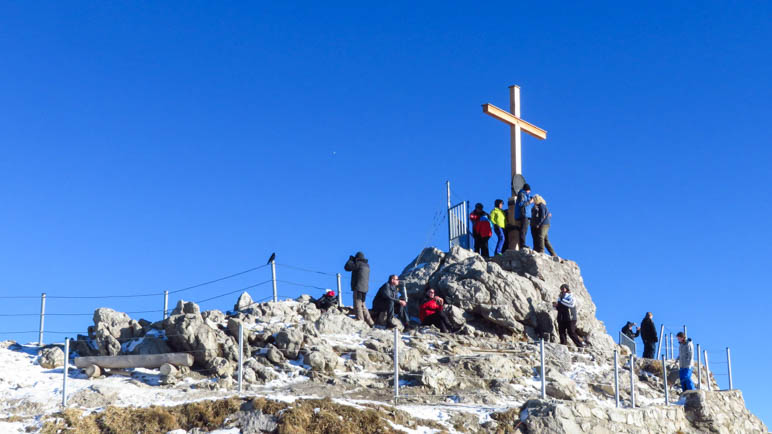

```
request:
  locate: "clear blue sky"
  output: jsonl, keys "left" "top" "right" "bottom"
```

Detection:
{"left": 1, "top": 1, "right": 770, "bottom": 424}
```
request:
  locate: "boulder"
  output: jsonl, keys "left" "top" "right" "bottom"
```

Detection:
{"left": 164, "top": 311, "right": 221, "bottom": 367}
{"left": 274, "top": 328, "right": 303, "bottom": 359}
{"left": 315, "top": 310, "right": 370, "bottom": 335}
{"left": 234, "top": 292, "right": 255, "bottom": 312}
{"left": 421, "top": 366, "right": 458, "bottom": 393}
{"left": 92, "top": 308, "right": 140, "bottom": 341}
{"left": 38, "top": 346, "right": 64, "bottom": 369}
{"left": 545, "top": 368, "right": 578, "bottom": 400}
{"left": 202, "top": 310, "right": 226, "bottom": 324}
{"left": 306, "top": 346, "right": 340, "bottom": 373}
{"left": 129, "top": 337, "right": 172, "bottom": 355}
{"left": 265, "top": 344, "right": 285, "bottom": 365}
{"left": 170, "top": 300, "right": 201, "bottom": 316}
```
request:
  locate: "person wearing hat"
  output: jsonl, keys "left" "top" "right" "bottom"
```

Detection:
{"left": 469, "top": 203, "right": 492, "bottom": 258}
{"left": 344, "top": 252, "right": 374, "bottom": 327}
{"left": 553, "top": 283, "right": 584, "bottom": 347}
{"left": 621, "top": 321, "right": 640, "bottom": 340}
{"left": 515, "top": 184, "right": 534, "bottom": 250}
{"left": 314, "top": 289, "right": 337, "bottom": 311}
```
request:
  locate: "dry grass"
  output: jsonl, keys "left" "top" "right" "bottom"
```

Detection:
{"left": 39, "top": 396, "right": 445, "bottom": 434}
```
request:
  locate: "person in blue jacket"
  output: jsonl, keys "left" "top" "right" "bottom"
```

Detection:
{"left": 515, "top": 184, "right": 534, "bottom": 250}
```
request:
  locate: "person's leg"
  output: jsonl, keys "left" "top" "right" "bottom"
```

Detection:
{"left": 642, "top": 341, "right": 652, "bottom": 358}
{"left": 473, "top": 234, "right": 481, "bottom": 255}
{"left": 558, "top": 320, "right": 568, "bottom": 345}
{"left": 494, "top": 226, "right": 504, "bottom": 255}
{"left": 542, "top": 225, "right": 556, "bottom": 256}
{"left": 423, "top": 313, "right": 449, "bottom": 332}
{"left": 568, "top": 320, "right": 583, "bottom": 347}
{"left": 532, "top": 224, "right": 543, "bottom": 253}
{"left": 680, "top": 368, "right": 695, "bottom": 391}
{"left": 356, "top": 292, "right": 374, "bottom": 327}
{"left": 353, "top": 292, "right": 364, "bottom": 321}
{"left": 503, "top": 225, "right": 509, "bottom": 253}
{"left": 481, "top": 237, "right": 490, "bottom": 258}
{"left": 396, "top": 303, "right": 410, "bottom": 327}
{"left": 518, "top": 217, "right": 529, "bottom": 249}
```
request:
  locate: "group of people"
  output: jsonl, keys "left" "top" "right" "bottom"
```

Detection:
{"left": 343, "top": 252, "right": 456, "bottom": 332}
{"left": 469, "top": 183, "right": 556, "bottom": 259}
{"left": 621, "top": 313, "right": 695, "bottom": 391}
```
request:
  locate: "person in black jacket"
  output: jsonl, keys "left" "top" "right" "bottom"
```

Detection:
{"left": 553, "top": 283, "right": 584, "bottom": 347}
{"left": 640, "top": 312, "right": 658, "bottom": 358}
{"left": 344, "top": 252, "right": 374, "bottom": 327}
{"left": 621, "top": 321, "right": 639, "bottom": 340}
{"left": 372, "top": 275, "right": 407, "bottom": 328}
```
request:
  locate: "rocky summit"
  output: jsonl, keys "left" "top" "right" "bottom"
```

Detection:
{"left": 0, "top": 248, "right": 767, "bottom": 433}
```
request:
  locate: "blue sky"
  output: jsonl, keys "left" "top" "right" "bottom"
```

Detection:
{"left": 1, "top": 1, "right": 770, "bottom": 424}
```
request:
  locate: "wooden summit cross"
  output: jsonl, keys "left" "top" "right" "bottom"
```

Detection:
{"left": 482, "top": 85, "right": 547, "bottom": 193}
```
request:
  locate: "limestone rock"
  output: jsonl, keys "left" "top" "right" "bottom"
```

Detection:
{"left": 38, "top": 346, "right": 64, "bottom": 369}
{"left": 274, "top": 328, "right": 303, "bottom": 359}
{"left": 202, "top": 310, "right": 226, "bottom": 324}
{"left": 234, "top": 292, "right": 255, "bottom": 312}
{"left": 315, "top": 310, "right": 370, "bottom": 335}
{"left": 129, "top": 337, "right": 172, "bottom": 355}
{"left": 421, "top": 366, "right": 457, "bottom": 392}
{"left": 164, "top": 311, "right": 221, "bottom": 367}
{"left": 545, "top": 368, "right": 578, "bottom": 400}
{"left": 265, "top": 344, "right": 285, "bottom": 365}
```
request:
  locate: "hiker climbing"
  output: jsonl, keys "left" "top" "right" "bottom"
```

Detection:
{"left": 554, "top": 283, "right": 584, "bottom": 348}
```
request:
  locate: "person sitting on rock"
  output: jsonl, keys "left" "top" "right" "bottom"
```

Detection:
{"left": 677, "top": 332, "right": 695, "bottom": 391}
{"left": 621, "top": 321, "right": 639, "bottom": 340}
{"left": 313, "top": 289, "right": 337, "bottom": 311}
{"left": 371, "top": 274, "right": 407, "bottom": 328}
{"left": 419, "top": 287, "right": 454, "bottom": 333}
{"left": 553, "top": 283, "right": 584, "bottom": 348}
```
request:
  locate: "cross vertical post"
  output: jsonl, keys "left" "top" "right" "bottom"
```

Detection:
{"left": 509, "top": 85, "right": 522, "bottom": 177}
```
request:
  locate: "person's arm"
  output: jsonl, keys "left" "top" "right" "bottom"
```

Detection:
{"left": 538, "top": 204, "right": 548, "bottom": 227}
{"left": 344, "top": 257, "right": 356, "bottom": 271}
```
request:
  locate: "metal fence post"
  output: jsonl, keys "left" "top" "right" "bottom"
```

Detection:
{"left": 270, "top": 259, "right": 278, "bottom": 302}
{"left": 670, "top": 334, "right": 674, "bottom": 360}
{"left": 336, "top": 273, "right": 343, "bottom": 307}
{"left": 697, "top": 343, "right": 702, "bottom": 390}
{"left": 661, "top": 353, "right": 669, "bottom": 406}
{"left": 704, "top": 350, "right": 712, "bottom": 391}
{"left": 38, "top": 293, "right": 46, "bottom": 346}
{"left": 656, "top": 324, "right": 665, "bottom": 359}
{"left": 614, "top": 350, "right": 620, "bottom": 408}
{"left": 393, "top": 328, "right": 399, "bottom": 403}
{"left": 540, "top": 339, "right": 546, "bottom": 399}
{"left": 163, "top": 290, "right": 169, "bottom": 320}
{"left": 629, "top": 354, "right": 635, "bottom": 408}
{"left": 726, "top": 347, "right": 733, "bottom": 390}
{"left": 62, "top": 338, "right": 69, "bottom": 407}
{"left": 238, "top": 323, "right": 244, "bottom": 393}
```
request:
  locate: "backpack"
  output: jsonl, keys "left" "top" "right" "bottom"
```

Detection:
{"left": 475, "top": 216, "right": 492, "bottom": 238}
{"left": 314, "top": 291, "right": 337, "bottom": 311}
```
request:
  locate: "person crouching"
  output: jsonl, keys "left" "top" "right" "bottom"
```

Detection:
{"left": 419, "top": 287, "right": 454, "bottom": 333}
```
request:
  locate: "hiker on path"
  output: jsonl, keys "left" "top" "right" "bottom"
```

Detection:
{"left": 419, "top": 287, "right": 454, "bottom": 333}
{"left": 677, "top": 332, "right": 695, "bottom": 391}
{"left": 530, "top": 194, "right": 556, "bottom": 256}
{"left": 344, "top": 252, "right": 374, "bottom": 327}
{"left": 640, "top": 312, "right": 658, "bottom": 358}
{"left": 372, "top": 274, "right": 407, "bottom": 328}
{"left": 490, "top": 199, "right": 506, "bottom": 256}
{"left": 515, "top": 184, "right": 534, "bottom": 250}
{"left": 553, "top": 283, "right": 584, "bottom": 348}
{"left": 469, "top": 203, "right": 492, "bottom": 258}
{"left": 621, "top": 321, "right": 640, "bottom": 341}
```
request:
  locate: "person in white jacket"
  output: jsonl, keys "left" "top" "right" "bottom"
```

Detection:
{"left": 677, "top": 332, "right": 695, "bottom": 391}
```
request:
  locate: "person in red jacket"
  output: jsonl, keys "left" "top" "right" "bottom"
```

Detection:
{"left": 419, "top": 287, "right": 454, "bottom": 333}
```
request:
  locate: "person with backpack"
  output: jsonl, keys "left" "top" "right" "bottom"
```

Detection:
{"left": 677, "top": 332, "right": 695, "bottom": 391}
{"left": 344, "top": 252, "right": 374, "bottom": 327}
{"left": 531, "top": 194, "right": 556, "bottom": 256}
{"left": 490, "top": 199, "right": 506, "bottom": 256}
{"left": 314, "top": 290, "right": 337, "bottom": 311}
{"left": 515, "top": 184, "right": 534, "bottom": 250}
{"left": 419, "top": 287, "right": 454, "bottom": 333}
{"left": 640, "top": 312, "right": 658, "bottom": 358}
{"left": 469, "top": 203, "right": 492, "bottom": 258}
{"left": 553, "top": 283, "right": 584, "bottom": 347}
{"left": 372, "top": 274, "right": 407, "bottom": 328}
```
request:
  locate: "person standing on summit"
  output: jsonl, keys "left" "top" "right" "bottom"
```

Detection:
{"left": 490, "top": 199, "right": 507, "bottom": 256}
{"left": 515, "top": 184, "right": 534, "bottom": 250}
{"left": 344, "top": 252, "right": 374, "bottom": 327}
{"left": 640, "top": 312, "right": 658, "bottom": 359}
{"left": 469, "top": 203, "right": 492, "bottom": 258}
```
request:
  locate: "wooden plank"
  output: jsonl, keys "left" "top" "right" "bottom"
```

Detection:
{"left": 482, "top": 103, "right": 547, "bottom": 140}
{"left": 74, "top": 353, "right": 194, "bottom": 369}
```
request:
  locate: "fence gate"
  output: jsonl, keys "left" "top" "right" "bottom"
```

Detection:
{"left": 448, "top": 200, "right": 470, "bottom": 249}
{"left": 619, "top": 332, "right": 637, "bottom": 355}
